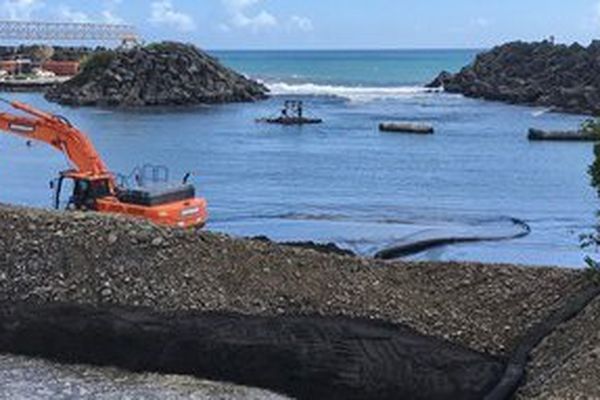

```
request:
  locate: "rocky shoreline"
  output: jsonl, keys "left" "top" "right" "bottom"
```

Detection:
{"left": 0, "top": 204, "right": 598, "bottom": 398}
{"left": 45, "top": 42, "right": 268, "bottom": 107}
{"left": 429, "top": 40, "right": 600, "bottom": 115}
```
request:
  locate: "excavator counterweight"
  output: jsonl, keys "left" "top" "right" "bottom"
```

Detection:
{"left": 0, "top": 99, "right": 207, "bottom": 228}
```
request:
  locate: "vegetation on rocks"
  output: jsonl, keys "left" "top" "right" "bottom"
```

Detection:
{"left": 45, "top": 42, "right": 268, "bottom": 107}
{"left": 581, "top": 118, "right": 600, "bottom": 138}
{"left": 70, "top": 51, "right": 116, "bottom": 86}
{"left": 583, "top": 145, "right": 600, "bottom": 283}
{"left": 428, "top": 40, "right": 600, "bottom": 115}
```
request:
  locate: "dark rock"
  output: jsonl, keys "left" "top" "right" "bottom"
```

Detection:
{"left": 425, "top": 71, "right": 453, "bottom": 88}
{"left": 281, "top": 241, "right": 356, "bottom": 257}
{"left": 45, "top": 42, "right": 269, "bottom": 107}
{"left": 428, "top": 41, "right": 600, "bottom": 115}
{"left": 249, "top": 236, "right": 356, "bottom": 257}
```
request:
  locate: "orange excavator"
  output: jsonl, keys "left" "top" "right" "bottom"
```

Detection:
{"left": 0, "top": 99, "right": 207, "bottom": 228}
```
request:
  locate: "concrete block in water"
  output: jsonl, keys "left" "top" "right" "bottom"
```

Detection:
{"left": 528, "top": 128, "right": 599, "bottom": 142}
{"left": 379, "top": 122, "right": 434, "bottom": 134}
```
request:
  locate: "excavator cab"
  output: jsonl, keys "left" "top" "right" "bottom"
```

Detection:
{"left": 52, "top": 172, "right": 112, "bottom": 211}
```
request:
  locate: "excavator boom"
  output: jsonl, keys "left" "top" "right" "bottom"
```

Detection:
{"left": 0, "top": 99, "right": 110, "bottom": 177}
{"left": 0, "top": 99, "right": 207, "bottom": 228}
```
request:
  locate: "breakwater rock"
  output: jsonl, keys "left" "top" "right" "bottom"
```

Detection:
{"left": 45, "top": 42, "right": 268, "bottom": 107}
{"left": 428, "top": 40, "right": 600, "bottom": 115}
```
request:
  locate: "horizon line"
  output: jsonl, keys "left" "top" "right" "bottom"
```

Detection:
{"left": 205, "top": 47, "right": 486, "bottom": 52}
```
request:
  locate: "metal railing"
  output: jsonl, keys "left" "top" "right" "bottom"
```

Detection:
{"left": 0, "top": 20, "right": 138, "bottom": 42}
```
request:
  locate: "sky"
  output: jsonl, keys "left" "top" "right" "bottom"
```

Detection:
{"left": 1, "top": 0, "right": 600, "bottom": 49}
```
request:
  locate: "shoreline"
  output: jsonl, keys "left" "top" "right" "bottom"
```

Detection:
{"left": 0, "top": 77, "right": 70, "bottom": 93}
{"left": 0, "top": 204, "right": 597, "bottom": 398}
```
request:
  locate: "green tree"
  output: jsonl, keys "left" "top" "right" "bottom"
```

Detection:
{"left": 581, "top": 118, "right": 600, "bottom": 137}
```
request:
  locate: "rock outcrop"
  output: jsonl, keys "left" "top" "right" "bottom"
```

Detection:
{"left": 428, "top": 40, "right": 600, "bottom": 115}
{"left": 45, "top": 42, "right": 268, "bottom": 107}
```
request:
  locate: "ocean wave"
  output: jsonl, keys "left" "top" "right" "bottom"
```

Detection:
{"left": 265, "top": 82, "right": 440, "bottom": 102}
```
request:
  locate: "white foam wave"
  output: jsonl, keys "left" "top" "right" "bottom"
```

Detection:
{"left": 531, "top": 108, "right": 552, "bottom": 117}
{"left": 266, "top": 82, "right": 440, "bottom": 102}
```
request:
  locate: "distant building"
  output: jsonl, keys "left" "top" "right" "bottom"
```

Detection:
{"left": 41, "top": 61, "right": 80, "bottom": 76}
{"left": 0, "top": 59, "right": 33, "bottom": 75}
{"left": 0, "top": 59, "right": 79, "bottom": 77}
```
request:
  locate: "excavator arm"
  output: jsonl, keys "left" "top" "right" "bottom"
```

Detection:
{"left": 0, "top": 98, "right": 208, "bottom": 228}
{"left": 0, "top": 99, "right": 110, "bottom": 178}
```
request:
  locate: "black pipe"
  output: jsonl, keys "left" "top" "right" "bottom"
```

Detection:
{"left": 375, "top": 218, "right": 531, "bottom": 260}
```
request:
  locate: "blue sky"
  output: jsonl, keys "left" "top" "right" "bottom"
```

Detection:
{"left": 2, "top": 0, "right": 600, "bottom": 49}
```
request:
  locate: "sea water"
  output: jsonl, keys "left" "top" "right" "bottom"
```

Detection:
{"left": 0, "top": 50, "right": 595, "bottom": 267}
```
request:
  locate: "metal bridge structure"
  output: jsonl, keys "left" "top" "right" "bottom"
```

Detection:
{"left": 0, "top": 20, "right": 138, "bottom": 43}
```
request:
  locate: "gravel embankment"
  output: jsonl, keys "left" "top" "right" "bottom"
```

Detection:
{"left": 0, "top": 355, "right": 287, "bottom": 400}
{"left": 516, "top": 295, "right": 600, "bottom": 399}
{"left": 0, "top": 204, "right": 586, "bottom": 357}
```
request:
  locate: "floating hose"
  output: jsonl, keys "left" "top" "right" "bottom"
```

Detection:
{"left": 374, "top": 217, "right": 532, "bottom": 260}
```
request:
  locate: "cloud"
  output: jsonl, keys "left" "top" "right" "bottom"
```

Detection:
{"left": 57, "top": 4, "right": 124, "bottom": 24}
{"left": 58, "top": 4, "right": 91, "bottom": 23}
{"left": 232, "top": 10, "right": 277, "bottom": 30}
{"left": 473, "top": 17, "right": 490, "bottom": 28}
{"left": 1, "top": 0, "right": 43, "bottom": 20}
{"left": 149, "top": 0, "right": 196, "bottom": 31}
{"left": 475, "top": 17, "right": 490, "bottom": 28}
{"left": 0, "top": 0, "right": 124, "bottom": 26}
{"left": 101, "top": 10, "right": 124, "bottom": 24}
{"left": 221, "top": 0, "right": 278, "bottom": 32}
{"left": 101, "top": 0, "right": 125, "bottom": 24}
{"left": 290, "top": 15, "right": 313, "bottom": 32}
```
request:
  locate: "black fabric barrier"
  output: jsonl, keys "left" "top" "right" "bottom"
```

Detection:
{"left": 0, "top": 303, "right": 503, "bottom": 400}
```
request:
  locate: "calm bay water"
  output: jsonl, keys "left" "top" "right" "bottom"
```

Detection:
{"left": 0, "top": 50, "right": 596, "bottom": 267}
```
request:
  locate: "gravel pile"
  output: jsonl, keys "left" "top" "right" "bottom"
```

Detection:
{"left": 0, "top": 355, "right": 286, "bottom": 400}
{"left": 0, "top": 204, "right": 586, "bottom": 358}
{"left": 516, "top": 296, "right": 600, "bottom": 399}
{"left": 45, "top": 42, "right": 268, "bottom": 107}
